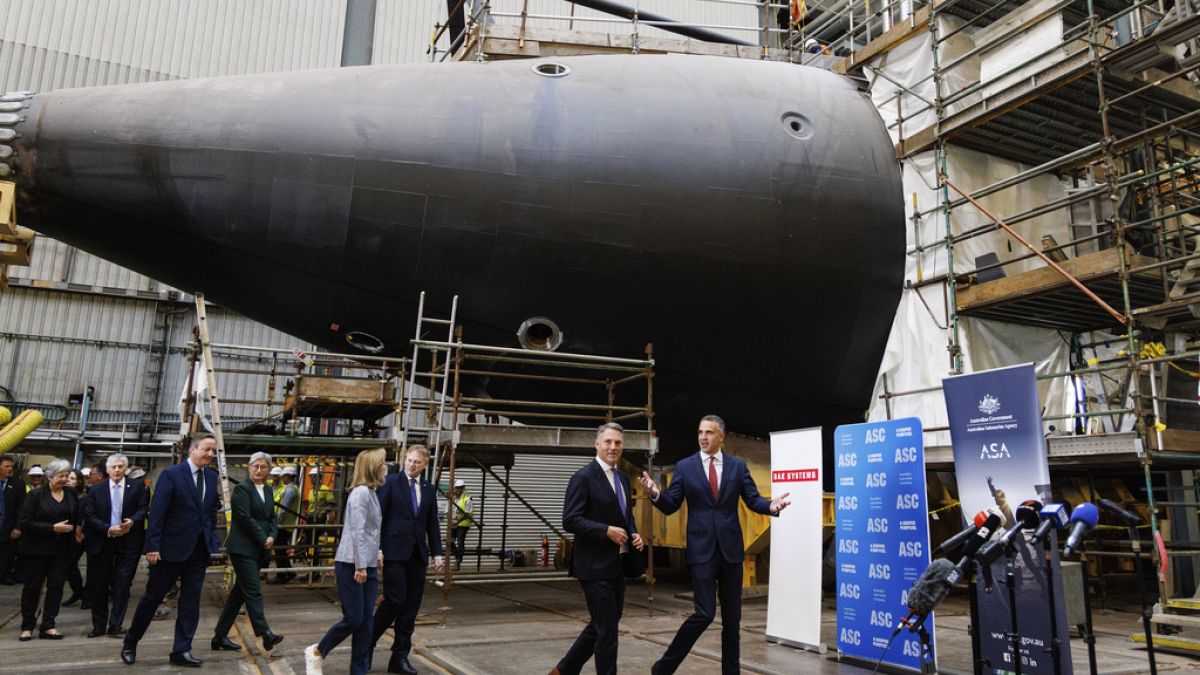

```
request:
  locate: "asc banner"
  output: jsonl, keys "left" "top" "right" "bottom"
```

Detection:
{"left": 835, "top": 417, "right": 934, "bottom": 672}
{"left": 944, "top": 364, "right": 1073, "bottom": 675}
{"left": 766, "top": 427, "right": 825, "bottom": 652}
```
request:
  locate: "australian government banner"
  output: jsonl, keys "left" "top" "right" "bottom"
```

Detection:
{"left": 834, "top": 417, "right": 934, "bottom": 672}
{"left": 943, "top": 364, "right": 1072, "bottom": 675}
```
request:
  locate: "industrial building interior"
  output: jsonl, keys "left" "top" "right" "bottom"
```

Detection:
{"left": 2, "top": 0, "right": 1200, "bottom": 673}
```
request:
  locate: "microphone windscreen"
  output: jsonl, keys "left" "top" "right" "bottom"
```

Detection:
{"left": 908, "top": 558, "right": 957, "bottom": 614}
{"left": 1070, "top": 502, "right": 1099, "bottom": 527}
{"left": 960, "top": 512, "right": 1002, "bottom": 559}
{"left": 1016, "top": 500, "right": 1043, "bottom": 529}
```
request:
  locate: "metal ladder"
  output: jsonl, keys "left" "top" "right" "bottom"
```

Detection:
{"left": 398, "top": 291, "right": 459, "bottom": 470}
{"left": 190, "top": 293, "right": 233, "bottom": 526}
{"left": 136, "top": 300, "right": 174, "bottom": 440}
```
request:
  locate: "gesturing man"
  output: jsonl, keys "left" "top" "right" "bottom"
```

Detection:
{"left": 122, "top": 433, "right": 221, "bottom": 668}
{"left": 370, "top": 445, "right": 443, "bottom": 675}
{"left": 82, "top": 452, "right": 149, "bottom": 639}
{"left": 637, "top": 415, "right": 791, "bottom": 675}
{"left": 552, "top": 422, "right": 644, "bottom": 675}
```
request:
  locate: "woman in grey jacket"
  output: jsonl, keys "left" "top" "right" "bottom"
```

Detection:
{"left": 306, "top": 448, "right": 386, "bottom": 675}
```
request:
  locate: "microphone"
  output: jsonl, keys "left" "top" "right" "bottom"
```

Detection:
{"left": 1063, "top": 502, "right": 1099, "bottom": 556}
{"left": 958, "top": 509, "right": 1003, "bottom": 563}
{"left": 892, "top": 558, "right": 958, "bottom": 636}
{"left": 976, "top": 500, "right": 1044, "bottom": 567}
{"left": 1029, "top": 503, "right": 1069, "bottom": 546}
{"left": 933, "top": 510, "right": 987, "bottom": 556}
{"left": 1098, "top": 497, "right": 1144, "bottom": 526}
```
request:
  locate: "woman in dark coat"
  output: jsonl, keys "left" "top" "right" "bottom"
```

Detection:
{"left": 62, "top": 468, "right": 88, "bottom": 607}
{"left": 17, "top": 458, "right": 79, "bottom": 640}
{"left": 212, "top": 451, "right": 284, "bottom": 652}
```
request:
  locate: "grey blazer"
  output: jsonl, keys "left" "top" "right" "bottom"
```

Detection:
{"left": 335, "top": 485, "right": 382, "bottom": 569}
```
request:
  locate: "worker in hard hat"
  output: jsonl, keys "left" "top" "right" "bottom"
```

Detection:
{"left": 267, "top": 466, "right": 281, "bottom": 490}
{"left": 25, "top": 465, "right": 45, "bottom": 492}
{"left": 270, "top": 467, "right": 300, "bottom": 584}
{"left": 449, "top": 479, "right": 475, "bottom": 571}
{"left": 305, "top": 467, "right": 336, "bottom": 524}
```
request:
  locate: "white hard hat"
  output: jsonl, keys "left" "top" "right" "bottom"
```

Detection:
{"left": 269, "top": 466, "right": 282, "bottom": 476}
{"left": 28, "top": 465, "right": 43, "bottom": 476}
{"left": 454, "top": 479, "right": 466, "bottom": 488}
{"left": 81, "top": 467, "right": 92, "bottom": 476}
{"left": 804, "top": 38, "right": 819, "bottom": 49}
{"left": 282, "top": 466, "right": 297, "bottom": 476}
{"left": 308, "top": 466, "right": 319, "bottom": 475}
{"left": 129, "top": 467, "right": 146, "bottom": 480}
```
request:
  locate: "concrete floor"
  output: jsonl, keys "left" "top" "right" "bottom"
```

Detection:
{"left": 0, "top": 568, "right": 1196, "bottom": 674}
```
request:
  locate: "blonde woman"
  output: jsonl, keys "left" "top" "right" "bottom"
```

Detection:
{"left": 306, "top": 448, "right": 386, "bottom": 675}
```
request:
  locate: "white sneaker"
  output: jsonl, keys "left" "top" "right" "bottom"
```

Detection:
{"left": 304, "top": 644, "right": 324, "bottom": 675}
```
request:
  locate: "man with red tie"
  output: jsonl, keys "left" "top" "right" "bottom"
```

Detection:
{"left": 370, "top": 445, "right": 443, "bottom": 675}
{"left": 637, "top": 415, "right": 791, "bottom": 675}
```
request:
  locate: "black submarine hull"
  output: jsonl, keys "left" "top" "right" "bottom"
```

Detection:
{"left": 6, "top": 54, "right": 904, "bottom": 453}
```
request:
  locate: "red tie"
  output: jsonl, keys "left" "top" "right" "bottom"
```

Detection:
{"left": 708, "top": 456, "right": 719, "bottom": 500}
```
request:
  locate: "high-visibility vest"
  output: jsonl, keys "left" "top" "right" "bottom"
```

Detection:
{"left": 309, "top": 484, "right": 334, "bottom": 509}
{"left": 274, "top": 483, "right": 299, "bottom": 527}
{"left": 453, "top": 493, "right": 473, "bottom": 527}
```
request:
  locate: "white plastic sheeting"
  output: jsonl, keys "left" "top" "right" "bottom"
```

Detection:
{"left": 864, "top": 146, "right": 1081, "bottom": 447}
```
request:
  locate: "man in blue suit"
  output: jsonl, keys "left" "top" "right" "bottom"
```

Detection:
{"left": 370, "top": 445, "right": 443, "bottom": 675}
{"left": 638, "top": 415, "right": 791, "bottom": 675}
{"left": 122, "top": 433, "right": 221, "bottom": 668}
{"left": 552, "top": 422, "right": 645, "bottom": 675}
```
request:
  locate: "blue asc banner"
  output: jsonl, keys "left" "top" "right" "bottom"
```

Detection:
{"left": 944, "top": 364, "right": 1072, "bottom": 675}
{"left": 835, "top": 417, "right": 934, "bottom": 672}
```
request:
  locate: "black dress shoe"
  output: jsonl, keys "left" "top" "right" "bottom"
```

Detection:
{"left": 87, "top": 627, "right": 106, "bottom": 638}
{"left": 120, "top": 645, "right": 136, "bottom": 665}
{"left": 388, "top": 654, "right": 419, "bottom": 675}
{"left": 260, "top": 631, "right": 284, "bottom": 650}
{"left": 211, "top": 636, "right": 241, "bottom": 651}
{"left": 169, "top": 651, "right": 203, "bottom": 667}
{"left": 38, "top": 629, "right": 64, "bottom": 640}
{"left": 107, "top": 626, "right": 125, "bottom": 637}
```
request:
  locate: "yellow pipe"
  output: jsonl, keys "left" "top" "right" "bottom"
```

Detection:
{"left": 0, "top": 409, "right": 44, "bottom": 454}
{"left": 0, "top": 406, "right": 10, "bottom": 427}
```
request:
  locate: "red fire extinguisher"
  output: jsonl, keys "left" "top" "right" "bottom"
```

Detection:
{"left": 541, "top": 534, "right": 550, "bottom": 568}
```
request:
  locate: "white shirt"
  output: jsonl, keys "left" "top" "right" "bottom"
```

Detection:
{"left": 255, "top": 483, "right": 268, "bottom": 503}
{"left": 594, "top": 457, "right": 620, "bottom": 494}
{"left": 702, "top": 449, "right": 724, "bottom": 487}
{"left": 186, "top": 458, "right": 204, "bottom": 501}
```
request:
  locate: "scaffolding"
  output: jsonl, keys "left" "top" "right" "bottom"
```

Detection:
{"left": 823, "top": 0, "right": 1200, "bottom": 649}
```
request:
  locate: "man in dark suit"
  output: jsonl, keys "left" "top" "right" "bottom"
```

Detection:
{"left": 370, "top": 445, "right": 444, "bottom": 675}
{"left": 553, "top": 422, "right": 645, "bottom": 675}
{"left": 122, "top": 433, "right": 221, "bottom": 668}
{"left": 638, "top": 415, "right": 791, "bottom": 675}
{"left": 0, "top": 455, "right": 25, "bottom": 584}
{"left": 82, "top": 452, "right": 149, "bottom": 638}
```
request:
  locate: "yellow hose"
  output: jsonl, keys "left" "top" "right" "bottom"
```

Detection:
{"left": 0, "top": 406, "right": 10, "bottom": 427}
{"left": 0, "top": 409, "right": 44, "bottom": 454}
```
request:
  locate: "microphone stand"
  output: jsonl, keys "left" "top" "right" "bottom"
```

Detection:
{"left": 962, "top": 559, "right": 990, "bottom": 675}
{"left": 1037, "top": 536, "right": 1065, "bottom": 675}
{"left": 1074, "top": 540, "right": 1098, "bottom": 675}
{"left": 1126, "top": 523, "right": 1158, "bottom": 675}
{"left": 1002, "top": 550, "right": 1023, "bottom": 675}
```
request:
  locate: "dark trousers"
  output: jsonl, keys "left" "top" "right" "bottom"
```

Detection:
{"left": 318, "top": 562, "right": 377, "bottom": 675}
{"left": 655, "top": 554, "right": 743, "bottom": 675}
{"left": 557, "top": 574, "right": 626, "bottom": 675}
{"left": 20, "top": 553, "right": 68, "bottom": 631}
{"left": 452, "top": 526, "right": 468, "bottom": 566}
{"left": 90, "top": 539, "right": 140, "bottom": 632}
{"left": 272, "top": 527, "right": 294, "bottom": 581}
{"left": 214, "top": 552, "right": 271, "bottom": 637}
{"left": 67, "top": 544, "right": 85, "bottom": 597}
{"left": 125, "top": 533, "right": 209, "bottom": 655}
{"left": 371, "top": 557, "right": 428, "bottom": 657}
{"left": 0, "top": 537, "right": 18, "bottom": 581}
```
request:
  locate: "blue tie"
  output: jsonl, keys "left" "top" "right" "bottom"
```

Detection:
{"left": 410, "top": 477, "right": 419, "bottom": 514}
{"left": 111, "top": 481, "right": 123, "bottom": 527}
{"left": 613, "top": 471, "right": 626, "bottom": 515}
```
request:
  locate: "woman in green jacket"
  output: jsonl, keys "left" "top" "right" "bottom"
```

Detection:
{"left": 211, "top": 452, "right": 284, "bottom": 652}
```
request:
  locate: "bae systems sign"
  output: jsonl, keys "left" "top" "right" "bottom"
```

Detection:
{"left": 835, "top": 417, "right": 934, "bottom": 673}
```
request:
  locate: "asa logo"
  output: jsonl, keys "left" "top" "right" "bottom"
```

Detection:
{"left": 869, "top": 610, "right": 894, "bottom": 627}
{"left": 837, "top": 453, "right": 858, "bottom": 468}
{"left": 868, "top": 563, "right": 891, "bottom": 580}
{"left": 980, "top": 442, "right": 1011, "bottom": 459}
{"left": 903, "top": 641, "right": 922, "bottom": 657}
{"left": 867, "top": 517, "right": 888, "bottom": 533}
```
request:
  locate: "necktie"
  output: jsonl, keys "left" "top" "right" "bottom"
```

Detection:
{"left": 612, "top": 470, "right": 626, "bottom": 515}
{"left": 410, "top": 477, "right": 419, "bottom": 513}
{"left": 708, "top": 456, "right": 719, "bottom": 500}
{"left": 111, "top": 482, "right": 123, "bottom": 527}
{"left": 194, "top": 469, "right": 203, "bottom": 503}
